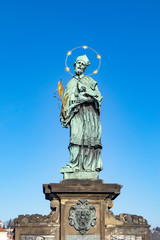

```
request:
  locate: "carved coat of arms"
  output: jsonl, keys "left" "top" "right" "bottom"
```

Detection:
{"left": 68, "top": 200, "right": 96, "bottom": 235}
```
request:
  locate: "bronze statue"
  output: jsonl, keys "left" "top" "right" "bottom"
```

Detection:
{"left": 59, "top": 54, "right": 103, "bottom": 178}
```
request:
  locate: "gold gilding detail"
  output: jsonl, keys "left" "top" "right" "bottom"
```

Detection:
{"left": 97, "top": 54, "right": 101, "bottom": 59}
{"left": 57, "top": 80, "right": 69, "bottom": 118}
{"left": 67, "top": 51, "right": 72, "bottom": 56}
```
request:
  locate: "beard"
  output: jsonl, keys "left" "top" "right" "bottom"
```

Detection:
{"left": 75, "top": 67, "right": 84, "bottom": 76}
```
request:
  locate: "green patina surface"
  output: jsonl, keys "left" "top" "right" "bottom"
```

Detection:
{"left": 60, "top": 55, "right": 103, "bottom": 179}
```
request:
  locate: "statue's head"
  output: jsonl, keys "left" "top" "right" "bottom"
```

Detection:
{"left": 74, "top": 55, "right": 90, "bottom": 76}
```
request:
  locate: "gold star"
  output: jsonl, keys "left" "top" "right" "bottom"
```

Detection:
{"left": 67, "top": 51, "right": 72, "bottom": 56}
{"left": 97, "top": 54, "right": 101, "bottom": 59}
{"left": 93, "top": 70, "right": 98, "bottom": 74}
{"left": 83, "top": 45, "right": 88, "bottom": 49}
{"left": 65, "top": 67, "right": 70, "bottom": 72}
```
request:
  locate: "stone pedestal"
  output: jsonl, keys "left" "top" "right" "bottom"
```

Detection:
{"left": 43, "top": 180, "right": 122, "bottom": 240}
{"left": 14, "top": 180, "right": 150, "bottom": 240}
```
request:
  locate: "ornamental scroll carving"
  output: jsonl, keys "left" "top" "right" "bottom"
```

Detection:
{"left": 68, "top": 200, "right": 96, "bottom": 235}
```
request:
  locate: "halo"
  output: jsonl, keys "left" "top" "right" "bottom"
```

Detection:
{"left": 65, "top": 45, "right": 101, "bottom": 77}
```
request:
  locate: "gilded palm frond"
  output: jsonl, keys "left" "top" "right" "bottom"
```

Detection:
{"left": 57, "top": 80, "right": 68, "bottom": 118}
{"left": 57, "top": 80, "right": 64, "bottom": 101}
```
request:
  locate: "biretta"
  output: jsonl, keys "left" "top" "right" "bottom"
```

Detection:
{"left": 76, "top": 55, "right": 90, "bottom": 66}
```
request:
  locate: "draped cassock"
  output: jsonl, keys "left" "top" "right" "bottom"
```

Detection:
{"left": 60, "top": 74, "right": 103, "bottom": 172}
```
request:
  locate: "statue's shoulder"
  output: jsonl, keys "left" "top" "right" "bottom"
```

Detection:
{"left": 85, "top": 76, "right": 97, "bottom": 84}
{"left": 82, "top": 76, "right": 98, "bottom": 89}
{"left": 66, "top": 77, "right": 77, "bottom": 91}
{"left": 66, "top": 77, "right": 77, "bottom": 89}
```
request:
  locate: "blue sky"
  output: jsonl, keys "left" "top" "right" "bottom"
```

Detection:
{"left": 0, "top": 0, "right": 160, "bottom": 228}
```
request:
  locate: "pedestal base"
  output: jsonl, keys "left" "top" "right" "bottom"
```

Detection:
{"left": 43, "top": 180, "right": 122, "bottom": 240}
{"left": 63, "top": 171, "right": 99, "bottom": 180}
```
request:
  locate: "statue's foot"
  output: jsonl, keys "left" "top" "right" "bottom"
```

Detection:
{"left": 60, "top": 165, "right": 75, "bottom": 173}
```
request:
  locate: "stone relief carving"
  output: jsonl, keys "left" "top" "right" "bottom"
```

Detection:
{"left": 66, "top": 235, "right": 100, "bottom": 240}
{"left": 105, "top": 210, "right": 148, "bottom": 226}
{"left": 68, "top": 200, "right": 96, "bottom": 235}
{"left": 115, "top": 214, "right": 148, "bottom": 225}
{"left": 110, "top": 236, "right": 142, "bottom": 240}
{"left": 14, "top": 199, "right": 59, "bottom": 225}
{"left": 21, "top": 235, "right": 55, "bottom": 240}
{"left": 105, "top": 211, "right": 124, "bottom": 226}
{"left": 105, "top": 199, "right": 148, "bottom": 226}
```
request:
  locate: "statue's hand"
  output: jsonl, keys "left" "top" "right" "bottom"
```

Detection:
{"left": 60, "top": 112, "right": 68, "bottom": 128}
{"left": 66, "top": 105, "right": 79, "bottom": 117}
{"left": 61, "top": 120, "right": 68, "bottom": 128}
{"left": 79, "top": 85, "right": 86, "bottom": 92}
{"left": 79, "top": 93, "right": 93, "bottom": 102}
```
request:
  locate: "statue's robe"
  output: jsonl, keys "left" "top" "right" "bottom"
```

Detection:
{"left": 60, "top": 74, "right": 103, "bottom": 172}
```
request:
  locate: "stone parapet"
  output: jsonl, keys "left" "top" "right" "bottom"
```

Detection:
{"left": 105, "top": 211, "right": 150, "bottom": 240}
